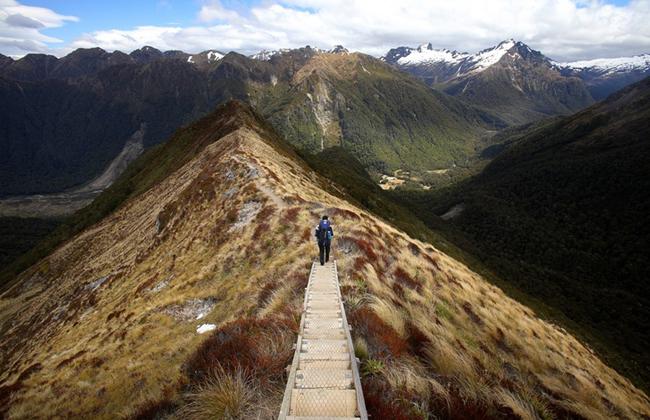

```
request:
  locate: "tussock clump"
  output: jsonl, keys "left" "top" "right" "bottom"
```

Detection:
{"left": 185, "top": 317, "right": 295, "bottom": 386}
{"left": 348, "top": 306, "right": 407, "bottom": 358}
{"left": 393, "top": 266, "right": 421, "bottom": 292}
{"left": 256, "top": 205, "right": 276, "bottom": 221}
{"left": 125, "top": 394, "right": 178, "bottom": 420}
{"left": 252, "top": 222, "right": 271, "bottom": 241}
{"left": 352, "top": 237, "right": 378, "bottom": 261}
{"left": 257, "top": 280, "right": 279, "bottom": 306}
{"left": 332, "top": 207, "right": 361, "bottom": 221}
{"left": 283, "top": 207, "right": 301, "bottom": 223}
{"left": 177, "top": 367, "right": 257, "bottom": 420}
{"left": 362, "top": 375, "right": 427, "bottom": 420}
{"left": 300, "top": 227, "right": 311, "bottom": 242}
{"left": 462, "top": 301, "right": 484, "bottom": 326}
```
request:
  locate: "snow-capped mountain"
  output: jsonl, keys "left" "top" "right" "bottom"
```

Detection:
{"left": 554, "top": 54, "right": 650, "bottom": 99}
{"left": 557, "top": 54, "right": 650, "bottom": 74}
{"left": 394, "top": 44, "right": 469, "bottom": 66}
{"left": 186, "top": 50, "right": 225, "bottom": 67}
{"left": 384, "top": 39, "right": 593, "bottom": 124}
{"left": 249, "top": 49, "right": 285, "bottom": 61}
{"left": 383, "top": 39, "right": 551, "bottom": 83}
{"left": 249, "top": 46, "right": 349, "bottom": 61}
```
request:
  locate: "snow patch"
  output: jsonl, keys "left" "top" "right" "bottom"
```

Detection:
{"left": 250, "top": 49, "right": 290, "bottom": 60}
{"left": 207, "top": 50, "right": 224, "bottom": 61}
{"left": 187, "top": 56, "right": 194, "bottom": 63}
{"left": 197, "top": 324, "right": 216, "bottom": 334}
{"left": 468, "top": 39, "right": 516, "bottom": 71}
{"left": 397, "top": 44, "right": 469, "bottom": 65}
{"left": 558, "top": 54, "right": 650, "bottom": 73}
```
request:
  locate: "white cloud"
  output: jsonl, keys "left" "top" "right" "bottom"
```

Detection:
{"left": 6, "top": 0, "right": 650, "bottom": 61}
{"left": 0, "top": 0, "right": 77, "bottom": 56}
{"left": 198, "top": 0, "right": 240, "bottom": 22}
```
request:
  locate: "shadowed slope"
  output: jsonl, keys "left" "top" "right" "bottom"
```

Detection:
{"left": 403, "top": 76, "right": 650, "bottom": 392}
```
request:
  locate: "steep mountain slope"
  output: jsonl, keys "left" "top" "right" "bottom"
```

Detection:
{"left": 0, "top": 59, "right": 219, "bottom": 196}
{"left": 384, "top": 40, "right": 594, "bottom": 125}
{"left": 0, "top": 46, "right": 499, "bottom": 197}
{"left": 556, "top": 54, "right": 650, "bottom": 100}
{"left": 1, "top": 102, "right": 649, "bottom": 419}
{"left": 400, "top": 76, "right": 650, "bottom": 391}
{"left": 252, "top": 49, "right": 502, "bottom": 173}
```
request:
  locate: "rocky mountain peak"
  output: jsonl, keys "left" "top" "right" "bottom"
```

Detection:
{"left": 130, "top": 45, "right": 164, "bottom": 63}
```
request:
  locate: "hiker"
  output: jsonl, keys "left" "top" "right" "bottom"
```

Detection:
{"left": 315, "top": 215, "right": 334, "bottom": 265}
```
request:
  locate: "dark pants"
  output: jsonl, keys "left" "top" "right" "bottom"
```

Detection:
{"left": 318, "top": 240, "right": 331, "bottom": 265}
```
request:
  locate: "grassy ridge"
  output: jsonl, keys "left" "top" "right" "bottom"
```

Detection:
{"left": 0, "top": 101, "right": 266, "bottom": 292}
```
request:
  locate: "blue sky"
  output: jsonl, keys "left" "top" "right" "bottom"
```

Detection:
{"left": 23, "top": 0, "right": 266, "bottom": 43}
{"left": 24, "top": 1, "right": 198, "bottom": 42}
{"left": 1, "top": 0, "right": 648, "bottom": 61}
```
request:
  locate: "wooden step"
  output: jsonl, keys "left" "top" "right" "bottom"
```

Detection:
{"left": 305, "top": 320, "right": 343, "bottom": 331}
{"left": 295, "top": 369, "right": 354, "bottom": 389}
{"left": 290, "top": 389, "right": 358, "bottom": 417}
{"left": 304, "top": 308, "right": 341, "bottom": 316}
{"left": 303, "top": 329, "right": 345, "bottom": 339}
{"left": 300, "top": 359, "right": 351, "bottom": 370}
{"left": 307, "top": 303, "right": 342, "bottom": 311}
{"left": 286, "top": 416, "right": 360, "bottom": 420}
{"left": 301, "top": 350, "right": 350, "bottom": 360}
{"left": 301, "top": 339, "right": 348, "bottom": 353}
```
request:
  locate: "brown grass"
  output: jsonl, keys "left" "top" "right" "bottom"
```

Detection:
{"left": 348, "top": 306, "right": 408, "bottom": 358}
{"left": 185, "top": 317, "right": 295, "bottom": 386}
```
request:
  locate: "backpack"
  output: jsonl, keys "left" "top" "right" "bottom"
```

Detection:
{"left": 317, "top": 220, "right": 330, "bottom": 242}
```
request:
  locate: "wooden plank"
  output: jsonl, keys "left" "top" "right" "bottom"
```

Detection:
{"left": 295, "top": 369, "right": 354, "bottom": 389}
{"left": 290, "top": 389, "right": 358, "bottom": 417}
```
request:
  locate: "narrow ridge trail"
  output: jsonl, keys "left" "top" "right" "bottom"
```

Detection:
{"left": 278, "top": 261, "right": 367, "bottom": 419}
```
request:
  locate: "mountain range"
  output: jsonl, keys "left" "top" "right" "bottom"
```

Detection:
{"left": 383, "top": 39, "right": 650, "bottom": 124}
{"left": 556, "top": 53, "right": 650, "bottom": 100}
{"left": 3, "top": 40, "right": 648, "bottom": 200}
{"left": 0, "top": 45, "right": 502, "bottom": 198}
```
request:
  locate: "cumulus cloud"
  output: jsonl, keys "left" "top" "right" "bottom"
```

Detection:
{"left": 0, "top": 0, "right": 78, "bottom": 56}
{"left": 7, "top": 0, "right": 650, "bottom": 60}
{"left": 198, "top": 0, "right": 240, "bottom": 22}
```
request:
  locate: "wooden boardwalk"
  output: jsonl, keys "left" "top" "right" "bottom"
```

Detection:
{"left": 278, "top": 261, "right": 367, "bottom": 419}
